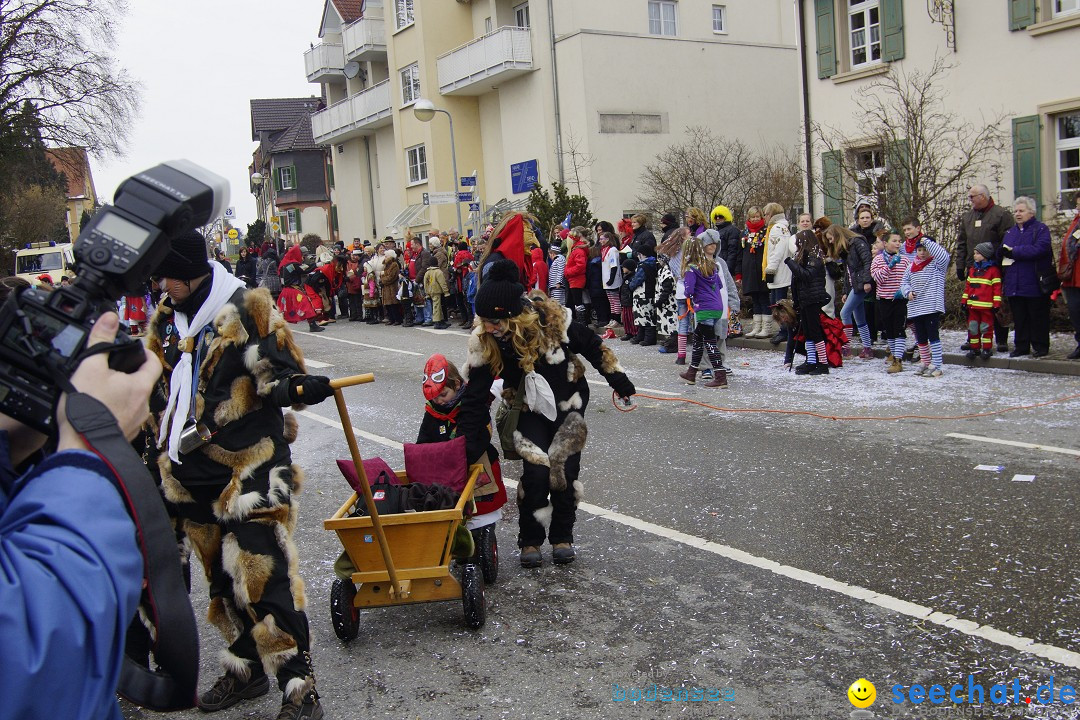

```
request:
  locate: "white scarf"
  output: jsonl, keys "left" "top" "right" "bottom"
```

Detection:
{"left": 524, "top": 371, "right": 557, "bottom": 421}
{"left": 157, "top": 262, "right": 247, "bottom": 463}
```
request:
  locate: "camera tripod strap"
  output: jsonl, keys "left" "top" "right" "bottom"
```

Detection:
{"left": 64, "top": 392, "right": 199, "bottom": 711}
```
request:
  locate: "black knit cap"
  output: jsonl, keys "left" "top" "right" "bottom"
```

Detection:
{"left": 154, "top": 230, "right": 211, "bottom": 280}
{"left": 474, "top": 259, "right": 526, "bottom": 319}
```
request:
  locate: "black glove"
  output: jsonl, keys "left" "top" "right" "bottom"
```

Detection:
{"left": 1000, "top": 246, "right": 1013, "bottom": 258}
{"left": 611, "top": 375, "right": 636, "bottom": 401}
{"left": 290, "top": 375, "right": 333, "bottom": 404}
{"left": 955, "top": 266, "right": 966, "bottom": 281}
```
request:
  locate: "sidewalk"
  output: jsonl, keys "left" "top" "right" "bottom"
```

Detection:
{"left": 728, "top": 327, "right": 1080, "bottom": 377}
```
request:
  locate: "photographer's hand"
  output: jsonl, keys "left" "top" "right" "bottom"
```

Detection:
{"left": 57, "top": 313, "right": 162, "bottom": 451}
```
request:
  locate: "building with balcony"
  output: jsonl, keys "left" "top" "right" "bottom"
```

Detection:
{"left": 249, "top": 97, "right": 337, "bottom": 245}
{"left": 801, "top": 0, "right": 1080, "bottom": 229}
{"left": 302, "top": 0, "right": 800, "bottom": 243}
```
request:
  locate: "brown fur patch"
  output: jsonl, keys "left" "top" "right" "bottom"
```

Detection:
{"left": 214, "top": 303, "right": 249, "bottom": 346}
{"left": 183, "top": 520, "right": 222, "bottom": 581}
{"left": 274, "top": 519, "right": 306, "bottom": 610}
{"left": 530, "top": 293, "right": 568, "bottom": 354}
{"left": 568, "top": 352, "right": 586, "bottom": 382}
{"left": 207, "top": 596, "right": 243, "bottom": 644}
{"left": 282, "top": 412, "right": 298, "bottom": 443}
{"left": 598, "top": 343, "right": 625, "bottom": 375}
{"left": 203, "top": 436, "right": 275, "bottom": 477}
{"left": 244, "top": 288, "right": 274, "bottom": 338}
{"left": 213, "top": 376, "right": 260, "bottom": 426}
{"left": 547, "top": 412, "right": 588, "bottom": 491}
{"left": 158, "top": 454, "right": 195, "bottom": 504}
{"left": 252, "top": 615, "right": 298, "bottom": 676}
{"left": 227, "top": 546, "right": 275, "bottom": 606}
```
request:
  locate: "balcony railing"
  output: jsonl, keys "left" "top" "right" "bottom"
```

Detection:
{"left": 437, "top": 26, "right": 533, "bottom": 96}
{"left": 343, "top": 16, "right": 386, "bottom": 62}
{"left": 304, "top": 42, "right": 345, "bottom": 83}
{"left": 311, "top": 80, "right": 392, "bottom": 145}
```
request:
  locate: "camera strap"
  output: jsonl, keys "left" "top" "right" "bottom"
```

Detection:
{"left": 63, "top": 392, "right": 199, "bottom": 711}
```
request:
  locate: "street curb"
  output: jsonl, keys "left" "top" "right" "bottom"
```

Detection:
{"left": 727, "top": 337, "right": 1080, "bottom": 377}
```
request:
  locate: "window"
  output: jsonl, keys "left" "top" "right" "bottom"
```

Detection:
{"left": 485, "top": 16, "right": 492, "bottom": 33}
{"left": 648, "top": 0, "right": 677, "bottom": 36}
{"left": 854, "top": 147, "right": 887, "bottom": 200}
{"left": 394, "top": 0, "right": 414, "bottom": 30}
{"left": 400, "top": 63, "right": 420, "bottom": 106}
{"left": 286, "top": 209, "right": 300, "bottom": 234}
{"left": 406, "top": 144, "right": 427, "bottom": 185}
{"left": 514, "top": 2, "right": 530, "bottom": 28}
{"left": 712, "top": 4, "right": 726, "bottom": 33}
{"left": 849, "top": 0, "right": 881, "bottom": 67}
{"left": 1057, "top": 112, "right": 1080, "bottom": 205}
{"left": 279, "top": 166, "right": 295, "bottom": 190}
{"left": 1055, "top": 0, "right": 1080, "bottom": 17}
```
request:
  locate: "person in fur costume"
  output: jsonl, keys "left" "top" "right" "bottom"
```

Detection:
{"left": 457, "top": 260, "right": 635, "bottom": 567}
{"left": 276, "top": 244, "right": 322, "bottom": 333}
{"left": 143, "top": 231, "right": 333, "bottom": 719}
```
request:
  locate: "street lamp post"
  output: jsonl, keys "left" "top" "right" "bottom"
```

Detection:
{"left": 413, "top": 98, "right": 463, "bottom": 235}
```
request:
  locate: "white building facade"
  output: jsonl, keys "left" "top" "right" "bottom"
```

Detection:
{"left": 306, "top": 0, "right": 801, "bottom": 241}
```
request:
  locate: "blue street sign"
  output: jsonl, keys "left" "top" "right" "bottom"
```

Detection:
{"left": 510, "top": 159, "right": 539, "bottom": 195}
{"left": 458, "top": 192, "right": 474, "bottom": 202}
{"left": 468, "top": 202, "right": 480, "bottom": 212}
{"left": 460, "top": 176, "right": 477, "bottom": 187}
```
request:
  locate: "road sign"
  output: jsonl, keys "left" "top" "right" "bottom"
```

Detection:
{"left": 468, "top": 203, "right": 480, "bottom": 212}
{"left": 270, "top": 218, "right": 280, "bottom": 230}
{"left": 510, "top": 159, "right": 539, "bottom": 195}
{"left": 425, "top": 191, "right": 459, "bottom": 205}
{"left": 457, "top": 192, "right": 473, "bottom": 203}
{"left": 460, "top": 176, "right": 476, "bottom": 187}
{"left": 224, "top": 206, "right": 236, "bottom": 219}
{"left": 227, "top": 228, "right": 239, "bottom": 240}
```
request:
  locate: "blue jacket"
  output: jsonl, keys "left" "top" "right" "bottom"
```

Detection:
{"left": 1000, "top": 219, "right": 1053, "bottom": 297}
{"left": 0, "top": 433, "right": 142, "bottom": 720}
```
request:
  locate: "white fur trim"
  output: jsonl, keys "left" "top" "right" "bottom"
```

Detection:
{"left": 225, "top": 490, "right": 264, "bottom": 520}
{"left": 544, "top": 347, "right": 565, "bottom": 365}
{"left": 136, "top": 605, "right": 157, "bottom": 642}
{"left": 268, "top": 468, "right": 292, "bottom": 507}
{"left": 221, "top": 534, "right": 251, "bottom": 608}
{"left": 243, "top": 344, "right": 261, "bottom": 372}
{"left": 273, "top": 518, "right": 307, "bottom": 610}
{"left": 283, "top": 676, "right": 312, "bottom": 701}
{"left": 573, "top": 480, "right": 585, "bottom": 503}
{"left": 220, "top": 649, "right": 252, "bottom": 680}
{"left": 557, "top": 392, "right": 583, "bottom": 412}
{"left": 532, "top": 503, "right": 552, "bottom": 530}
{"left": 560, "top": 308, "right": 573, "bottom": 342}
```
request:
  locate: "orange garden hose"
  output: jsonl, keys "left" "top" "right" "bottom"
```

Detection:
{"left": 611, "top": 389, "right": 1080, "bottom": 422}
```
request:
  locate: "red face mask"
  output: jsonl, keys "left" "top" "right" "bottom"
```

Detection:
{"left": 422, "top": 354, "right": 450, "bottom": 401}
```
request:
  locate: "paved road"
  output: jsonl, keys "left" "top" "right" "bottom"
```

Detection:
{"left": 125, "top": 319, "right": 1080, "bottom": 720}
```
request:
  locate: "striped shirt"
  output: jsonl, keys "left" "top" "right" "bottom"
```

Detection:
{"left": 547, "top": 254, "right": 565, "bottom": 291}
{"left": 899, "top": 239, "right": 950, "bottom": 317}
{"left": 871, "top": 250, "right": 909, "bottom": 300}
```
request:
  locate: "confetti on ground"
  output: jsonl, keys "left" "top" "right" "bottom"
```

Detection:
{"left": 1011, "top": 474, "right": 1035, "bottom": 482}
{"left": 974, "top": 465, "right": 1004, "bottom": 472}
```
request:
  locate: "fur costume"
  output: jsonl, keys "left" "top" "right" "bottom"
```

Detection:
{"left": 458, "top": 293, "right": 633, "bottom": 549}
{"left": 144, "top": 282, "right": 318, "bottom": 697}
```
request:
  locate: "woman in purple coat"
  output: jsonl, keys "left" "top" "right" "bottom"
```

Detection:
{"left": 1000, "top": 196, "right": 1053, "bottom": 358}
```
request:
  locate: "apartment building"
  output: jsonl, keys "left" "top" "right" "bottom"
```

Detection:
{"left": 801, "top": 0, "right": 1080, "bottom": 225}
{"left": 305, "top": 0, "right": 800, "bottom": 241}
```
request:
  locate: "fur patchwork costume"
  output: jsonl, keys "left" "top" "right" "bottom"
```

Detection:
{"left": 458, "top": 288, "right": 634, "bottom": 550}
{"left": 145, "top": 279, "right": 321, "bottom": 704}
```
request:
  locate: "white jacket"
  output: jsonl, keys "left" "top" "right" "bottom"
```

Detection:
{"left": 601, "top": 247, "right": 622, "bottom": 289}
{"left": 763, "top": 215, "right": 794, "bottom": 289}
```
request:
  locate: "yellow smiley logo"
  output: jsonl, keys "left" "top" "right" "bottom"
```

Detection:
{"left": 848, "top": 678, "right": 876, "bottom": 708}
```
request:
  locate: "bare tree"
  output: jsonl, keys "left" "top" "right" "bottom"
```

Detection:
{"left": 636, "top": 126, "right": 758, "bottom": 220}
{"left": 748, "top": 143, "right": 806, "bottom": 216}
{"left": 814, "top": 56, "right": 1008, "bottom": 251}
{"left": 561, "top": 128, "right": 595, "bottom": 198}
{"left": 0, "top": 0, "right": 141, "bottom": 159}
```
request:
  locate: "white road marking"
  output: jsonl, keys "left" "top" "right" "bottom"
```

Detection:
{"left": 586, "top": 379, "right": 680, "bottom": 397}
{"left": 416, "top": 328, "right": 470, "bottom": 336}
{"left": 947, "top": 432, "right": 1080, "bottom": 457}
{"left": 295, "top": 333, "right": 422, "bottom": 356}
{"left": 304, "top": 359, "right": 333, "bottom": 368}
{"left": 295, "top": 411, "right": 1080, "bottom": 670}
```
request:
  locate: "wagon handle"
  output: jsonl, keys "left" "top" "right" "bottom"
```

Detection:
{"left": 330, "top": 373, "right": 404, "bottom": 596}
{"left": 330, "top": 373, "right": 375, "bottom": 389}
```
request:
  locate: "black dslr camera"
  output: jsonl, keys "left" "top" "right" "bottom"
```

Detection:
{"left": 0, "top": 160, "right": 229, "bottom": 434}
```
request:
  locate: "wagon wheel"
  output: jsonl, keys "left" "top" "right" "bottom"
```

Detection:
{"left": 460, "top": 564, "right": 486, "bottom": 630}
{"left": 474, "top": 524, "right": 499, "bottom": 585}
{"left": 330, "top": 578, "right": 359, "bottom": 641}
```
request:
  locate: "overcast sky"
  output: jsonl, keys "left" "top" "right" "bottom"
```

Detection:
{"left": 94, "top": 0, "right": 324, "bottom": 231}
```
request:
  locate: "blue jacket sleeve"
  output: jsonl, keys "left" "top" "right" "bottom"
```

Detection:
{"left": 1010, "top": 223, "right": 1052, "bottom": 260}
{"left": 0, "top": 450, "right": 142, "bottom": 720}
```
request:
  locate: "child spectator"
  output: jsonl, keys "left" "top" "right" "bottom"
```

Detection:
{"left": 871, "top": 229, "right": 910, "bottom": 373}
{"left": 678, "top": 234, "right": 728, "bottom": 388}
{"left": 547, "top": 244, "right": 567, "bottom": 306}
{"left": 627, "top": 245, "right": 658, "bottom": 346}
{"left": 465, "top": 260, "right": 480, "bottom": 318}
{"left": 618, "top": 256, "right": 638, "bottom": 341}
{"left": 600, "top": 232, "right": 623, "bottom": 331}
{"left": 424, "top": 256, "right": 451, "bottom": 329}
{"left": 346, "top": 249, "right": 364, "bottom": 321}
{"left": 785, "top": 230, "right": 831, "bottom": 375}
{"left": 961, "top": 242, "right": 1002, "bottom": 360}
{"left": 899, "top": 230, "right": 950, "bottom": 377}
{"left": 530, "top": 246, "right": 548, "bottom": 295}
{"left": 564, "top": 227, "right": 589, "bottom": 322}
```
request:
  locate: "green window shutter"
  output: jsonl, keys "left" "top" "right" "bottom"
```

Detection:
{"left": 886, "top": 139, "right": 911, "bottom": 219}
{"left": 1012, "top": 115, "right": 1042, "bottom": 216}
{"left": 881, "top": 0, "right": 905, "bottom": 62}
{"left": 814, "top": 0, "right": 837, "bottom": 79}
{"left": 296, "top": 210, "right": 302, "bottom": 233}
{"left": 274, "top": 167, "right": 282, "bottom": 191}
{"left": 290, "top": 166, "right": 297, "bottom": 189}
{"left": 328, "top": 164, "right": 335, "bottom": 189}
{"left": 822, "top": 150, "right": 843, "bottom": 224}
{"left": 331, "top": 205, "right": 339, "bottom": 231}
{"left": 1009, "top": 0, "right": 1037, "bottom": 30}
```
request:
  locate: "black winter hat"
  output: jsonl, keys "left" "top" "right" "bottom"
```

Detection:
{"left": 974, "top": 242, "right": 994, "bottom": 260}
{"left": 474, "top": 259, "right": 526, "bottom": 319}
{"left": 154, "top": 230, "right": 211, "bottom": 280}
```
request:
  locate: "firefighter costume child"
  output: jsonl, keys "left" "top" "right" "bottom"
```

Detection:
{"left": 145, "top": 231, "right": 334, "bottom": 720}
{"left": 457, "top": 260, "right": 636, "bottom": 567}
{"left": 961, "top": 241, "right": 1003, "bottom": 359}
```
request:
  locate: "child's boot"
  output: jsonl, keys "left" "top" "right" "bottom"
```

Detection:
{"left": 679, "top": 366, "right": 698, "bottom": 385}
{"left": 887, "top": 356, "right": 903, "bottom": 374}
{"left": 639, "top": 326, "right": 657, "bottom": 346}
{"left": 702, "top": 368, "right": 728, "bottom": 388}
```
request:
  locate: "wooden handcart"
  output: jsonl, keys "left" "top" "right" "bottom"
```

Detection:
{"left": 322, "top": 373, "right": 486, "bottom": 641}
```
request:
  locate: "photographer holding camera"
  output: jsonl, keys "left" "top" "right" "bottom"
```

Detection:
{"left": 145, "top": 230, "right": 332, "bottom": 719}
{"left": 0, "top": 307, "right": 162, "bottom": 720}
